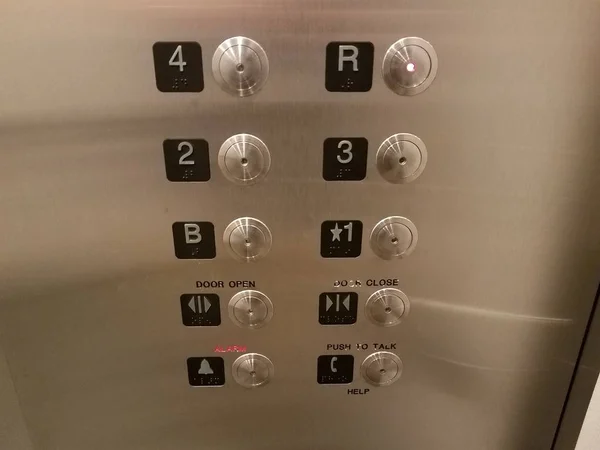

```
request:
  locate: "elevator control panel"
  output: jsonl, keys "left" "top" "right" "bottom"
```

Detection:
{"left": 152, "top": 36, "right": 438, "bottom": 391}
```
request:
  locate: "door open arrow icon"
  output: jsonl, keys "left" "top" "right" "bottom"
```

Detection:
{"left": 188, "top": 295, "right": 211, "bottom": 314}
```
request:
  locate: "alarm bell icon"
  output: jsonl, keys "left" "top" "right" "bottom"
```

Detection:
{"left": 198, "top": 359, "right": 214, "bottom": 375}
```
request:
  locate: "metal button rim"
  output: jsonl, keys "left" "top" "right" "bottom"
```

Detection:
{"left": 232, "top": 353, "right": 274, "bottom": 388}
{"left": 212, "top": 36, "right": 269, "bottom": 97}
{"left": 370, "top": 216, "right": 418, "bottom": 260}
{"left": 365, "top": 288, "right": 410, "bottom": 327}
{"left": 228, "top": 290, "right": 273, "bottom": 329}
{"left": 218, "top": 134, "right": 271, "bottom": 185}
{"left": 360, "top": 351, "right": 403, "bottom": 387}
{"left": 382, "top": 37, "right": 438, "bottom": 96}
{"left": 223, "top": 217, "right": 273, "bottom": 262}
{"left": 376, "top": 133, "right": 428, "bottom": 184}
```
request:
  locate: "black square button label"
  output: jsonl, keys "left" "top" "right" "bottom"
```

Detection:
{"left": 317, "top": 355, "right": 354, "bottom": 384}
{"left": 325, "top": 42, "right": 374, "bottom": 92}
{"left": 181, "top": 294, "right": 221, "bottom": 326}
{"left": 320, "top": 220, "right": 363, "bottom": 258}
{"left": 163, "top": 139, "right": 210, "bottom": 182}
{"left": 187, "top": 357, "right": 225, "bottom": 387}
{"left": 319, "top": 292, "right": 358, "bottom": 325}
{"left": 172, "top": 222, "right": 216, "bottom": 259}
{"left": 153, "top": 42, "right": 204, "bottom": 92}
{"left": 323, "top": 138, "right": 368, "bottom": 181}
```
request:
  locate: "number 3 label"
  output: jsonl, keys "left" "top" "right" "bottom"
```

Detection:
{"left": 323, "top": 137, "right": 368, "bottom": 181}
{"left": 336, "top": 140, "right": 353, "bottom": 164}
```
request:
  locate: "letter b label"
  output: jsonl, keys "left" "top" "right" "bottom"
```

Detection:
{"left": 172, "top": 222, "right": 216, "bottom": 259}
{"left": 184, "top": 223, "right": 202, "bottom": 244}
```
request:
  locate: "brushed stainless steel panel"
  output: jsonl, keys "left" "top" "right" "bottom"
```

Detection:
{"left": 0, "top": 1, "right": 599, "bottom": 449}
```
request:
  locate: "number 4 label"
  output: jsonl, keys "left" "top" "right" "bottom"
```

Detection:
{"left": 168, "top": 45, "right": 187, "bottom": 72}
{"left": 153, "top": 42, "right": 204, "bottom": 92}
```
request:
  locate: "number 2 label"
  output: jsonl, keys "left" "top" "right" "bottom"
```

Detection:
{"left": 178, "top": 142, "right": 195, "bottom": 165}
{"left": 163, "top": 139, "right": 210, "bottom": 182}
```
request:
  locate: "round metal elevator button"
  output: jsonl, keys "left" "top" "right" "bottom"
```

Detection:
{"left": 212, "top": 36, "right": 269, "bottom": 97}
{"left": 370, "top": 216, "right": 418, "bottom": 260}
{"left": 228, "top": 290, "right": 273, "bottom": 329}
{"left": 383, "top": 37, "right": 438, "bottom": 96}
{"left": 361, "top": 352, "right": 403, "bottom": 386}
{"left": 376, "top": 133, "right": 427, "bottom": 184}
{"left": 218, "top": 134, "right": 271, "bottom": 185}
{"left": 224, "top": 217, "right": 272, "bottom": 262}
{"left": 232, "top": 353, "right": 274, "bottom": 388}
{"left": 365, "top": 288, "right": 410, "bottom": 327}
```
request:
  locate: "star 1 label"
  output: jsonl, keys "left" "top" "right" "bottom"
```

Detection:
{"left": 320, "top": 220, "right": 363, "bottom": 258}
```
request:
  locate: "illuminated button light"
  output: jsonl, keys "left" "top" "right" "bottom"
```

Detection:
{"left": 382, "top": 37, "right": 438, "bottom": 95}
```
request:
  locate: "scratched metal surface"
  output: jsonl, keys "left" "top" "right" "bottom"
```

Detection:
{"left": 0, "top": 0, "right": 599, "bottom": 449}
